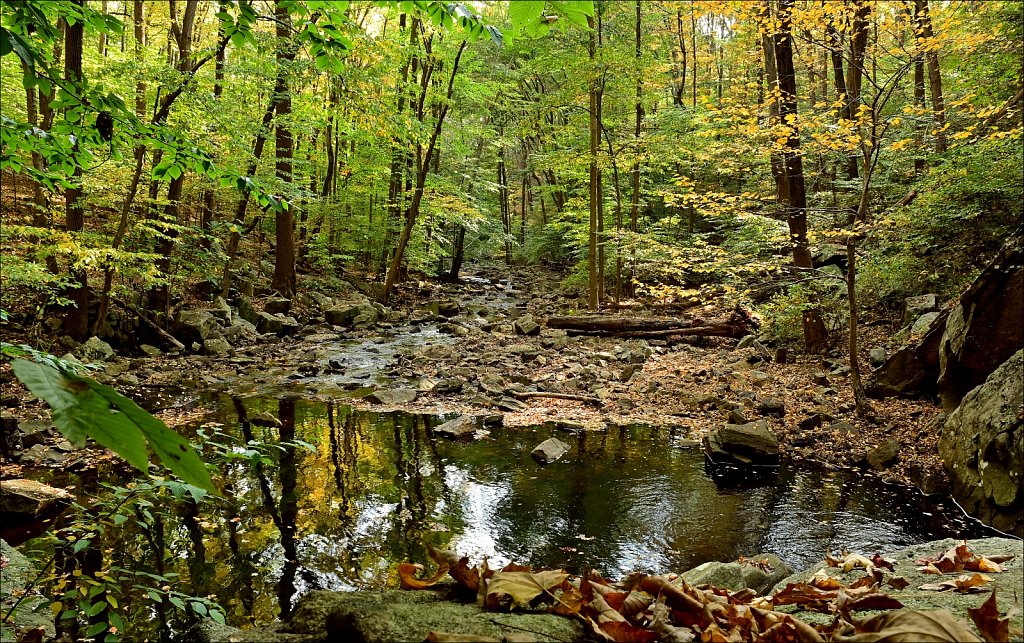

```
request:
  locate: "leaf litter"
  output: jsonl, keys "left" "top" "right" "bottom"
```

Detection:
{"left": 399, "top": 540, "right": 1015, "bottom": 643}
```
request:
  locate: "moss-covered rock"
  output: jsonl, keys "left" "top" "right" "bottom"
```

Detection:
{"left": 770, "top": 537, "right": 1023, "bottom": 640}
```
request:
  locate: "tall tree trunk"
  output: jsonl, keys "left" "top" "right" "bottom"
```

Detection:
{"left": 62, "top": 0, "right": 88, "bottom": 341}
{"left": 845, "top": 0, "right": 870, "bottom": 180}
{"left": 624, "top": 0, "right": 643, "bottom": 301}
{"left": 827, "top": 8, "right": 855, "bottom": 181}
{"left": 691, "top": 6, "right": 698, "bottom": 108}
{"left": 595, "top": 7, "right": 605, "bottom": 306}
{"left": 272, "top": 0, "right": 296, "bottom": 297}
{"left": 587, "top": 14, "right": 600, "bottom": 311}
{"left": 773, "top": 0, "right": 828, "bottom": 354}
{"left": 912, "top": 16, "right": 926, "bottom": 175}
{"left": 914, "top": 0, "right": 948, "bottom": 153}
{"left": 381, "top": 41, "right": 467, "bottom": 304}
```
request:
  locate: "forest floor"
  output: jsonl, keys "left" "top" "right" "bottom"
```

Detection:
{"left": 1, "top": 263, "right": 949, "bottom": 495}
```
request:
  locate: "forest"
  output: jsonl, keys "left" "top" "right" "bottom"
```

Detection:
{"left": 0, "top": 1, "right": 1022, "bottom": 642}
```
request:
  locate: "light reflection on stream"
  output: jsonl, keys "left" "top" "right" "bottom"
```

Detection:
{"left": 24, "top": 396, "right": 1000, "bottom": 634}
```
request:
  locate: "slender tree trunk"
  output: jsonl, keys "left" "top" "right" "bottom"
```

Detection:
{"left": 62, "top": 0, "right": 88, "bottom": 341}
{"left": 272, "top": 0, "right": 296, "bottom": 297}
{"left": 912, "top": 9, "right": 926, "bottom": 175}
{"left": 845, "top": 0, "right": 870, "bottom": 180}
{"left": 624, "top": 0, "right": 643, "bottom": 301}
{"left": 381, "top": 41, "right": 466, "bottom": 304}
{"left": 773, "top": 0, "right": 827, "bottom": 354}
{"left": 691, "top": 6, "right": 698, "bottom": 108}
{"left": 595, "top": 7, "right": 605, "bottom": 306}
{"left": 587, "top": 15, "right": 600, "bottom": 311}
{"left": 914, "top": 0, "right": 948, "bottom": 153}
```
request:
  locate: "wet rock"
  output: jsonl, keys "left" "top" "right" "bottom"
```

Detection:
{"left": 176, "top": 310, "right": 218, "bottom": 345}
{"left": 366, "top": 389, "right": 418, "bottom": 405}
{"left": 902, "top": 293, "right": 938, "bottom": 327}
{"left": 433, "top": 415, "right": 480, "bottom": 439}
{"left": 265, "top": 297, "right": 292, "bottom": 315}
{"left": 513, "top": 314, "right": 541, "bottom": 336}
{"left": 439, "top": 323, "right": 470, "bottom": 337}
{"left": 202, "top": 337, "right": 232, "bottom": 356}
{"left": 703, "top": 419, "right": 779, "bottom": 466}
{"left": 866, "top": 438, "right": 900, "bottom": 470}
{"left": 325, "top": 303, "right": 378, "bottom": 328}
{"left": 531, "top": 437, "right": 571, "bottom": 465}
{"left": 682, "top": 553, "right": 794, "bottom": 596}
{"left": 869, "top": 347, "right": 887, "bottom": 367}
{"left": 77, "top": 336, "right": 115, "bottom": 362}
{"left": 939, "top": 348, "right": 1023, "bottom": 536}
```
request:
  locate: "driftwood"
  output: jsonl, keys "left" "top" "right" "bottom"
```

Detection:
{"left": 508, "top": 391, "right": 603, "bottom": 405}
{"left": 111, "top": 297, "right": 186, "bottom": 351}
{"left": 546, "top": 307, "right": 756, "bottom": 340}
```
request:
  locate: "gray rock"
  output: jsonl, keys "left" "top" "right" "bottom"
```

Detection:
{"left": 940, "top": 348, "right": 1023, "bottom": 536}
{"left": 0, "top": 480, "right": 73, "bottom": 545}
{"left": 366, "top": 389, "right": 418, "bottom": 405}
{"left": 507, "top": 344, "right": 541, "bottom": 360}
{"left": 728, "top": 409, "right": 749, "bottom": 424}
{"left": 325, "top": 303, "right": 378, "bottom": 328}
{"left": 264, "top": 297, "right": 292, "bottom": 315}
{"left": 869, "top": 347, "right": 887, "bottom": 367}
{"left": 682, "top": 553, "right": 794, "bottom": 596}
{"left": 496, "top": 397, "right": 528, "bottom": 412}
{"left": 1, "top": 540, "right": 55, "bottom": 642}
{"left": 16, "top": 421, "right": 50, "bottom": 449}
{"left": 867, "top": 314, "right": 947, "bottom": 398}
{"left": 755, "top": 396, "right": 786, "bottom": 418}
{"left": 202, "top": 338, "right": 233, "bottom": 356}
{"left": 910, "top": 311, "right": 941, "bottom": 336}
{"left": 254, "top": 311, "right": 284, "bottom": 335}
{"left": 902, "top": 293, "right": 938, "bottom": 327}
{"left": 139, "top": 344, "right": 163, "bottom": 357}
{"left": 238, "top": 296, "right": 260, "bottom": 325}
{"left": 433, "top": 415, "right": 480, "bottom": 439}
{"left": 225, "top": 317, "right": 260, "bottom": 344}
{"left": 432, "top": 378, "right": 465, "bottom": 394}
{"left": 737, "top": 335, "right": 756, "bottom": 349}
{"left": 77, "top": 336, "right": 115, "bottom": 362}
{"left": 176, "top": 310, "right": 219, "bottom": 346}
{"left": 513, "top": 314, "right": 541, "bottom": 336}
{"left": 703, "top": 419, "right": 779, "bottom": 466}
{"left": 478, "top": 375, "right": 507, "bottom": 396}
{"left": 531, "top": 437, "right": 571, "bottom": 465}
{"left": 866, "top": 437, "right": 900, "bottom": 470}
{"left": 208, "top": 296, "right": 232, "bottom": 321}
{"left": 770, "top": 537, "right": 1023, "bottom": 637}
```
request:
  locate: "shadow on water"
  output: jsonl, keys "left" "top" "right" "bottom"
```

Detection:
{"left": 26, "top": 395, "right": 1001, "bottom": 632}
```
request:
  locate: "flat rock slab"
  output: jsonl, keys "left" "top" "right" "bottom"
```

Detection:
{"left": 770, "top": 537, "right": 1024, "bottom": 637}
{"left": 0, "top": 479, "right": 73, "bottom": 520}
{"left": 531, "top": 437, "right": 571, "bottom": 465}
{"left": 287, "top": 590, "right": 586, "bottom": 643}
{"left": 703, "top": 419, "right": 780, "bottom": 466}
{"left": 366, "top": 389, "right": 418, "bottom": 405}
{"left": 682, "top": 553, "right": 794, "bottom": 596}
{"left": 433, "top": 415, "right": 481, "bottom": 439}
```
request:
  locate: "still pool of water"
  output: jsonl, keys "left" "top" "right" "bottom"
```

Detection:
{"left": 22, "top": 394, "right": 998, "bottom": 631}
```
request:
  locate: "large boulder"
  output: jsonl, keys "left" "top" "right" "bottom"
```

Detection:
{"left": 867, "top": 311, "right": 947, "bottom": 398}
{"left": 939, "top": 349, "right": 1023, "bottom": 536}
{"left": 937, "top": 235, "right": 1024, "bottom": 411}
{"left": 703, "top": 420, "right": 779, "bottom": 466}
{"left": 325, "top": 303, "right": 378, "bottom": 328}
{"left": 1, "top": 540, "right": 55, "bottom": 642}
{"left": 77, "top": 336, "right": 115, "bottom": 362}
{"left": 682, "top": 553, "right": 793, "bottom": 596}
{"left": 176, "top": 310, "right": 219, "bottom": 345}
{"left": 902, "top": 293, "right": 938, "bottom": 327}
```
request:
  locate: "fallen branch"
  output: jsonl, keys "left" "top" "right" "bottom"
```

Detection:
{"left": 547, "top": 307, "right": 756, "bottom": 340}
{"left": 111, "top": 297, "right": 186, "bottom": 351}
{"left": 508, "top": 391, "right": 603, "bottom": 405}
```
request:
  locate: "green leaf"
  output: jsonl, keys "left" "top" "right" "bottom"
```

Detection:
{"left": 191, "top": 602, "right": 208, "bottom": 617}
{"left": 0, "top": 27, "right": 12, "bottom": 57}
{"left": 73, "top": 538, "right": 92, "bottom": 554}
{"left": 558, "top": 9, "right": 590, "bottom": 29}
{"left": 168, "top": 596, "right": 186, "bottom": 611}
{"left": 88, "top": 601, "right": 107, "bottom": 617}
{"left": 509, "top": 0, "right": 545, "bottom": 30}
{"left": 210, "top": 610, "right": 226, "bottom": 625}
{"left": 85, "top": 622, "right": 108, "bottom": 638}
{"left": 10, "top": 360, "right": 215, "bottom": 492}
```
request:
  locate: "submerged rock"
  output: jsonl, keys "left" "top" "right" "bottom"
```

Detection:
{"left": 531, "top": 437, "right": 571, "bottom": 464}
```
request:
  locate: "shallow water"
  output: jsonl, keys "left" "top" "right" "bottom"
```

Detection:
{"left": 24, "top": 395, "right": 999, "bottom": 632}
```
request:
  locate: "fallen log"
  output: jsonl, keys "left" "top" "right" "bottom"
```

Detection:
{"left": 509, "top": 391, "right": 603, "bottom": 405}
{"left": 111, "top": 296, "right": 187, "bottom": 351}
{"left": 546, "top": 307, "right": 756, "bottom": 339}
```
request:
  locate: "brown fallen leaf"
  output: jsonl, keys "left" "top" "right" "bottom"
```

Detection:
{"left": 598, "top": 621, "right": 660, "bottom": 643}
{"left": 771, "top": 582, "right": 837, "bottom": 612}
{"left": 398, "top": 562, "right": 449, "bottom": 590}
{"left": 918, "top": 562, "right": 943, "bottom": 575}
{"left": 484, "top": 570, "right": 570, "bottom": 610}
{"left": 833, "top": 608, "right": 983, "bottom": 642}
{"left": 587, "top": 592, "right": 628, "bottom": 624}
{"left": 809, "top": 569, "right": 844, "bottom": 591}
{"left": 919, "top": 573, "right": 993, "bottom": 594}
{"left": 649, "top": 599, "right": 696, "bottom": 643}
{"left": 424, "top": 544, "right": 480, "bottom": 592}
{"left": 967, "top": 590, "right": 1010, "bottom": 643}
{"left": 886, "top": 576, "right": 910, "bottom": 590}
{"left": 964, "top": 557, "right": 1006, "bottom": 573}
{"left": 843, "top": 554, "right": 875, "bottom": 573}
{"left": 871, "top": 553, "right": 896, "bottom": 572}
{"left": 846, "top": 593, "right": 905, "bottom": 612}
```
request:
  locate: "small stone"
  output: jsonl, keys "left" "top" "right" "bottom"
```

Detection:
{"left": 755, "top": 396, "right": 786, "bottom": 417}
{"left": 866, "top": 438, "right": 900, "bottom": 469}
{"left": 203, "top": 338, "right": 232, "bottom": 356}
{"left": 737, "top": 335, "right": 756, "bottom": 349}
{"left": 366, "top": 389, "right": 418, "bottom": 405}
{"left": 513, "top": 315, "right": 541, "bottom": 336}
{"left": 140, "top": 344, "right": 162, "bottom": 357}
{"left": 811, "top": 372, "right": 831, "bottom": 386}
{"left": 869, "top": 347, "right": 887, "bottom": 367}
{"left": 433, "top": 415, "right": 481, "bottom": 439}
{"left": 264, "top": 297, "right": 292, "bottom": 315}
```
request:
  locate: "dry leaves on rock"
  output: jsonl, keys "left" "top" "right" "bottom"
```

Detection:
{"left": 831, "top": 609, "right": 983, "bottom": 642}
{"left": 914, "top": 541, "right": 1014, "bottom": 574}
{"left": 919, "top": 573, "right": 993, "bottom": 594}
{"left": 967, "top": 591, "right": 1011, "bottom": 643}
